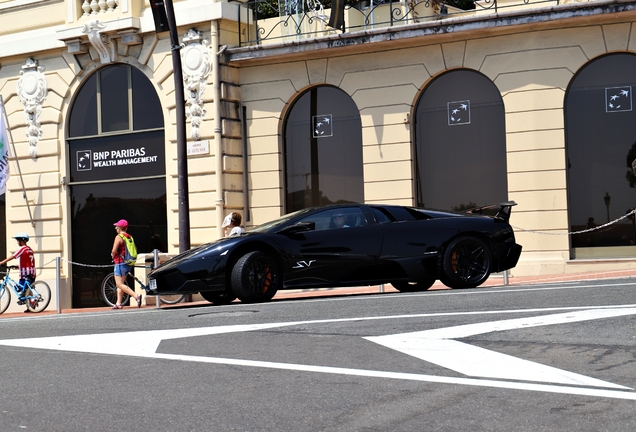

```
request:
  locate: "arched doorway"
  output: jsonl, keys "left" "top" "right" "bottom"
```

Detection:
{"left": 67, "top": 65, "right": 167, "bottom": 308}
{"left": 283, "top": 86, "right": 364, "bottom": 212}
{"left": 414, "top": 69, "right": 508, "bottom": 211}
{"left": 565, "top": 53, "right": 636, "bottom": 258}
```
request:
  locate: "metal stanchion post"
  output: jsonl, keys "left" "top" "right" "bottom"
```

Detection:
{"left": 379, "top": 283, "right": 385, "bottom": 293}
{"left": 503, "top": 269, "right": 509, "bottom": 285}
{"left": 153, "top": 249, "right": 160, "bottom": 308}
{"left": 56, "top": 256, "right": 61, "bottom": 314}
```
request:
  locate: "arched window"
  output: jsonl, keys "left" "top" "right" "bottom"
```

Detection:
{"left": 67, "top": 65, "right": 167, "bottom": 308}
{"left": 565, "top": 53, "right": 636, "bottom": 257}
{"left": 414, "top": 69, "right": 508, "bottom": 211}
{"left": 284, "top": 86, "right": 364, "bottom": 211}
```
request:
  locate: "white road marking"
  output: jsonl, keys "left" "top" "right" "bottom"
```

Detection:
{"left": 366, "top": 308, "right": 636, "bottom": 389}
{"left": 1, "top": 306, "right": 635, "bottom": 400}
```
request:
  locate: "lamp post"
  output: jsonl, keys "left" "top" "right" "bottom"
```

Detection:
{"left": 165, "top": 0, "right": 190, "bottom": 253}
{"left": 604, "top": 192, "right": 611, "bottom": 223}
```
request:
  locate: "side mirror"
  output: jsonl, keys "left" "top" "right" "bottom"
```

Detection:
{"left": 276, "top": 221, "right": 316, "bottom": 235}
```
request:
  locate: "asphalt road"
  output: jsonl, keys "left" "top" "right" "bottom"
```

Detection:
{"left": 0, "top": 279, "right": 635, "bottom": 431}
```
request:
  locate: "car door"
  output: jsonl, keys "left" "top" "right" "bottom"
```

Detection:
{"left": 272, "top": 206, "right": 383, "bottom": 288}
{"left": 372, "top": 206, "right": 461, "bottom": 281}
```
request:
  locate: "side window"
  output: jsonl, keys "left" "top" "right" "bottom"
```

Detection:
{"left": 371, "top": 208, "right": 392, "bottom": 224}
{"left": 405, "top": 208, "right": 433, "bottom": 220}
{"left": 298, "top": 208, "right": 367, "bottom": 231}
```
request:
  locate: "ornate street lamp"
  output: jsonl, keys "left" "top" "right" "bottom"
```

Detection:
{"left": 604, "top": 192, "right": 611, "bottom": 223}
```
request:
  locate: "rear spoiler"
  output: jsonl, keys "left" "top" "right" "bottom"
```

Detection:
{"left": 464, "top": 201, "right": 517, "bottom": 222}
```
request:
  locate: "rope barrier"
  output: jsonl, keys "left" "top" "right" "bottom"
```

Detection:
{"left": 58, "top": 258, "right": 152, "bottom": 269}
{"left": 511, "top": 209, "right": 636, "bottom": 236}
{"left": 1, "top": 258, "right": 153, "bottom": 276}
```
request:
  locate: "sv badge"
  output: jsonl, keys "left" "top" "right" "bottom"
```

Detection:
{"left": 293, "top": 260, "right": 316, "bottom": 268}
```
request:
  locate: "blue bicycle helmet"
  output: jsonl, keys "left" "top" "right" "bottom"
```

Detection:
{"left": 13, "top": 232, "right": 30, "bottom": 242}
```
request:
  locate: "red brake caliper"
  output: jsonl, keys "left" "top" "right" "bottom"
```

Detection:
{"left": 262, "top": 266, "right": 272, "bottom": 293}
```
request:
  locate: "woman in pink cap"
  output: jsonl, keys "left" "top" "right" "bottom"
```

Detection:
{"left": 110, "top": 219, "right": 141, "bottom": 309}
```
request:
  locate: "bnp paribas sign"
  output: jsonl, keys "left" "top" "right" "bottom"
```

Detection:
{"left": 69, "top": 130, "right": 165, "bottom": 182}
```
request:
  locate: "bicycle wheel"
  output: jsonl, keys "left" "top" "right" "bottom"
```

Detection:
{"left": 159, "top": 294, "right": 186, "bottom": 305}
{"left": 0, "top": 284, "right": 11, "bottom": 314}
{"left": 101, "top": 273, "right": 130, "bottom": 307}
{"left": 26, "top": 281, "right": 51, "bottom": 313}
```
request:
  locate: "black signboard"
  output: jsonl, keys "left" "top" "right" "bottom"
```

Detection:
{"left": 69, "top": 130, "right": 165, "bottom": 183}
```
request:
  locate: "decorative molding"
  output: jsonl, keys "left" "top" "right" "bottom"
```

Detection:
{"left": 181, "top": 29, "right": 213, "bottom": 140}
{"left": 16, "top": 58, "right": 47, "bottom": 160}
{"left": 82, "top": 19, "right": 114, "bottom": 64}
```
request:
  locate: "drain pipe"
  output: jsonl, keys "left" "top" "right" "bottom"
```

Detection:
{"left": 211, "top": 16, "right": 224, "bottom": 238}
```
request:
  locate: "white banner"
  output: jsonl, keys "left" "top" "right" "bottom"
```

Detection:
{"left": 0, "top": 99, "right": 11, "bottom": 195}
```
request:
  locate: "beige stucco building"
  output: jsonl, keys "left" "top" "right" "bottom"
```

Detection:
{"left": 1, "top": 0, "right": 636, "bottom": 312}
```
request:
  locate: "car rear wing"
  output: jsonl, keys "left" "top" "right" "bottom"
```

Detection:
{"left": 464, "top": 201, "right": 517, "bottom": 222}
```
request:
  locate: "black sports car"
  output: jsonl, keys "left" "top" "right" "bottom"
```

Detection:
{"left": 147, "top": 202, "right": 522, "bottom": 304}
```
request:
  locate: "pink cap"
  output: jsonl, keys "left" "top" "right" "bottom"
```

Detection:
{"left": 113, "top": 219, "right": 128, "bottom": 228}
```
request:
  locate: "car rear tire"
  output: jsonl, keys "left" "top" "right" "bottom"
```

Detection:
{"left": 200, "top": 291, "right": 237, "bottom": 305}
{"left": 391, "top": 279, "right": 435, "bottom": 292}
{"left": 441, "top": 236, "right": 492, "bottom": 289}
{"left": 231, "top": 251, "right": 280, "bottom": 303}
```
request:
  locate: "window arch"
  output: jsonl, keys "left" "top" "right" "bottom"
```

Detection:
{"left": 565, "top": 53, "right": 636, "bottom": 257}
{"left": 283, "top": 86, "right": 364, "bottom": 212}
{"left": 67, "top": 64, "right": 167, "bottom": 308}
{"left": 414, "top": 69, "right": 508, "bottom": 211}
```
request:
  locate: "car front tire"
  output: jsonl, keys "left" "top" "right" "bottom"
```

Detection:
{"left": 231, "top": 251, "right": 280, "bottom": 303}
{"left": 441, "top": 236, "right": 492, "bottom": 289}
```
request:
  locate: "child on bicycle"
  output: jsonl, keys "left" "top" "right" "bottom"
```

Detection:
{"left": 0, "top": 232, "right": 36, "bottom": 310}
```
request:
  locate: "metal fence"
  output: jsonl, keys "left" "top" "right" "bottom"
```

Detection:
{"left": 229, "top": 0, "right": 564, "bottom": 46}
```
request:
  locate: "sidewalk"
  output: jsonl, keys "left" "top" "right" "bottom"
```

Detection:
{"left": 2, "top": 269, "right": 635, "bottom": 319}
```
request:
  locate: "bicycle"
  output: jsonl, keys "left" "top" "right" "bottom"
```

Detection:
{"left": 101, "top": 271, "right": 185, "bottom": 307}
{"left": 0, "top": 265, "right": 51, "bottom": 314}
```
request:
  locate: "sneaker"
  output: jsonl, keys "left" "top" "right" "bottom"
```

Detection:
{"left": 136, "top": 294, "right": 142, "bottom": 308}
{"left": 111, "top": 304, "right": 122, "bottom": 310}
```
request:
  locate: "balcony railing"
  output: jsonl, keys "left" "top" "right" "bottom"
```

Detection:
{"left": 230, "top": 0, "right": 592, "bottom": 46}
{"left": 81, "top": 0, "right": 121, "bottom": 16}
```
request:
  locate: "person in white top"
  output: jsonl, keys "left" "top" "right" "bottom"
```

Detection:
{"left": 223, "top": 212, "right": 244, "bottom": 237}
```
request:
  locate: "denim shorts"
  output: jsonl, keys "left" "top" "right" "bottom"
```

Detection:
{"left": 114, "top": 263, "right": 133, "bottom": 277}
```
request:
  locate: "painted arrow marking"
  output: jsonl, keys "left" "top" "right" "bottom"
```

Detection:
{"left": 366, "top": 307, "right": 636, "bottom": 389}
{"left": 1, "top": 307, "right": 635, "bottom": 400}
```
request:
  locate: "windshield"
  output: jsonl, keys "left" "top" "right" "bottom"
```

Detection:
{"left": 249, "top": 208, "right": 314, "bottom": 233}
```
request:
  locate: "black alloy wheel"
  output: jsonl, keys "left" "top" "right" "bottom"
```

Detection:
{"left": 231, "top": 251, "right": 281, "bottom": 303}
{"left": 441, "top": 236, "right": 492, "bottom": 289}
